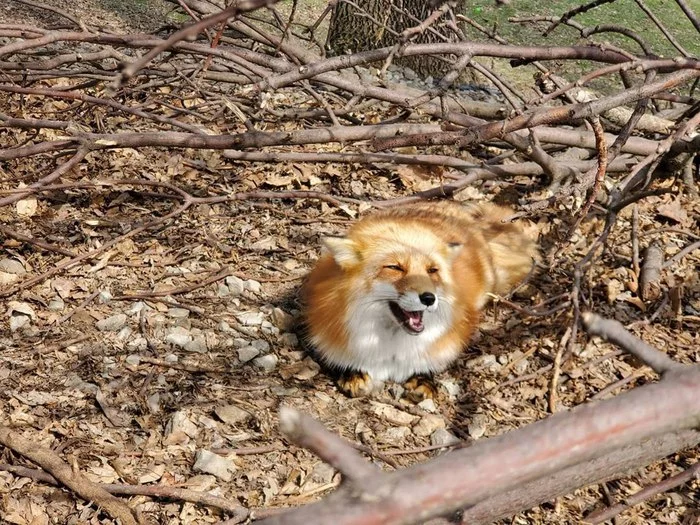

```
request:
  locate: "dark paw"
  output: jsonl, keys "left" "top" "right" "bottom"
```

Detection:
{"left": 337, "top": 370, "right": 374, "bottom": 397}
{"left": 403, "top": 375, "right": 437, "bottom": 403}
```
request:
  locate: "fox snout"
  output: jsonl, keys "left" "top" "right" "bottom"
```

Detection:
{"left": 395, "top": 275, "right": 439, "bottom": 310}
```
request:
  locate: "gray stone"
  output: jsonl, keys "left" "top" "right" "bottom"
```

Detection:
{"left": 96, "top": 313, "right": 127, "bottom": 332}
{"left": 193, "top": 449, "right": 236, "bottom": 481}
{"left": 215, "top": 404, "right": 252, "bottom": 426}
{"left": 237, "top": 346, "right": 260, "bottom": 363}
{"left": 253, "top": 354, "right": 278, "bottom": 371}
{"left": 225, "top": 276, "right": 245, "bottom": 296}
{"left": 430, "top": 428, "right": 461, "bottom": 448}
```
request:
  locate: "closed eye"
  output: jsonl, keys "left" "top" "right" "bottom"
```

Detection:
{"left": 427, "top": 267, "right": 439, "bottom": 274}
{"left": 384, "top": 264, "right": 404, "bottom": 272}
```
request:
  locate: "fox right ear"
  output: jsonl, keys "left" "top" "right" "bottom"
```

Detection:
{"left": 322, "top": 237, "right": 360, "bottom": 268}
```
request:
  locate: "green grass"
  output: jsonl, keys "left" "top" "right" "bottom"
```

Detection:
{"left": 469, "top": 0, "right": 699, "bottom": 58}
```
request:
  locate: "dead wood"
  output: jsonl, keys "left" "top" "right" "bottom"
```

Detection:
{"left": 639, "top": 242, "right": 665, "bottom": 302}
{"left": 0, "top": 426, "right": 139, "bottom": 525}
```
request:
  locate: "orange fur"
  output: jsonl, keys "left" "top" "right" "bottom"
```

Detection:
{"left": 302, "top": 201, "right": 538, "bottom": 396}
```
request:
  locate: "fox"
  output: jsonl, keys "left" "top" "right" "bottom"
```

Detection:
{"left": 302, "top": 200, "right": 538, "bottom": 401}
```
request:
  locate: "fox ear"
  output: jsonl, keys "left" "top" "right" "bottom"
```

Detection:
{"left": 322, "top": 237, "right": 360, "bottom": 268}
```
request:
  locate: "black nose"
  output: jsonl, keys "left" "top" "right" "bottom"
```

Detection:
{"left": 419, "top": 292, "right": 436, "bottom": 306}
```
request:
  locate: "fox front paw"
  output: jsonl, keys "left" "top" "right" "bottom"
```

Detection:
{"left": 403, "top": 375, "right": 438, "bottom": 403}
{"left": 337, "top": 371, "right": 374, "bottom": 398}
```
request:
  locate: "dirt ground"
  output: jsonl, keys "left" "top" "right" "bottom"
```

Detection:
{"left": 1, "top": 1, "right": 699, "bottom": 525}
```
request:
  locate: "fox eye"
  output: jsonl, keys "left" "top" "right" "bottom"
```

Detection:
{"left": 384, "top": 264, "right": 404, "bottom": 272}
{"left": 427, "top": 267, "right": 439, "bottom": 274}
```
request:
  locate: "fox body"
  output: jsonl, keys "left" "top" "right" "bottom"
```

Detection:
{"left": 303, "top": 201, "right": 538, "bottom": 398}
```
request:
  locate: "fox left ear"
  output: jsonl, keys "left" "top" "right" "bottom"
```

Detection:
{"left": 322, "top": 237, "right": 360, "bottom": 268}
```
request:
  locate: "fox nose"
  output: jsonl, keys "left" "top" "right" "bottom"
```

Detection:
{"left": 419, "top": 292, "right": 436, "bottom": 306}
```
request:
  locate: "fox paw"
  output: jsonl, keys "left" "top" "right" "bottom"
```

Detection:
{"left": 403, "top": 375, "right": 437, "bottom": 403}
{"left": 337, "top": 371, "right": 374, "bottom": 398}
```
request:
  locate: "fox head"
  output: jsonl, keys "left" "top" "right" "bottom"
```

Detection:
{"left": 322, "top": 230, "right": 461, "bottom": 336}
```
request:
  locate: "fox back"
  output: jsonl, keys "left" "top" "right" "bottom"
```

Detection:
{"left": 302, "top": 201, "right": 538, "bottom": 395}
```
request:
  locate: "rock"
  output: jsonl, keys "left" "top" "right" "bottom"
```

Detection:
{"left": 236, "top": 311, "right": 264, "bottom": 326}
{"left": 370, "top": 402, "right": 417, "bottom": 426}
{"left": 96, "top": 313, "right": 127, "bottom": 332}
{"left": 225, "top": 276, "right": 245, "bottom": 296}
{"left": 165, "top": 326, "right": 192, "bottom": 348}
{"left": 467, "top": 354, "right": 500, "bottom": 372}
{"left": 146, "top": 393, "right": 161, "bottom": 414}
{"left": 412, "top": 414, "right": 445, "bottom": 437}
{"left": 376, "top": 426, "right": 411, "bottom": 445}
{"left": 244, "top": 279, "right": 261, "bottom": 293}
{"left": 271, "top": 307, "right": 294, "bottom": 331}
{"left": 193, "top": 450, "right": 236, "bottom": 481}
{"left": 98, "top": 290, "right": 113, "bottom": 304}
{"left": 417, "top": 398, "right": 437, "bottom": 413}
{"left": 164, "top": 410, "right": 198, "bottom": 441}
{"left": 168, "top": 307, "right": 190, "bottom": 319}
{"left": 184, "top": 334, "right": 208, "bottom": 353}
{"left": 215, "top": 404, "right": 252, "bottom": 426}
{"left": 125, "top": 354, "right": 141, "bottom": 366}
{"left": 438, "top": 379, "right": 460, "bottom": 399}
{"left": 251, "top": 339, "right": 270, "bottom": 353}
{"left": 127, "top": 337, "right": 147, "bottom": 351}
{"left": 261, "top": 320, "right": 279, "bottom": 336}
{"left": 0, "top": 258, "right": 26, "bottom": 274}
{"left": 430, "top": 428, "right": 461, "bottom": 448}
{"left": 253, "top": 354, "right": 278, "bottom": 371}
{"left": 216, "top": 284, "right": 230, "bottom": 298}
{"left": 467, "top": 413, "right": 489, "bottom": 440}
{"left": 237, "top": 346, "right": 260, "bottom": 363}
{"left": 48, "top": 298, "right": 65, "bottom": 311}
{"left": 280, "top": 332, "right": 299, "bottom": 347}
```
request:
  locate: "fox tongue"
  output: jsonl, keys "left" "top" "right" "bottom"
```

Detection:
{"left": 405, "top": 311, "right": 424, "bottom": 332}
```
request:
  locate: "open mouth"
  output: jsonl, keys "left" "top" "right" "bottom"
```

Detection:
{"left": 389, "top": 302, "right": 425, "bottom": 334}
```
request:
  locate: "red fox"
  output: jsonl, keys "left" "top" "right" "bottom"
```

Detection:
{"left": 302, "top": 201, "right": 538, "bottom": 400}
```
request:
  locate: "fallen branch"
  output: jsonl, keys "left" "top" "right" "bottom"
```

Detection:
{"left": 0, "top": 426, "right": 139, "bottom": 525}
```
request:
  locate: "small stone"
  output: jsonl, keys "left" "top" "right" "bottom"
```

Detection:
{"left": 417, "top": 398, "right": 437, "bottom": 413}
{"left": 98, "top": 290, "right": 113, "bottom": 304}
{"left": 371, "top": 402, "right": 417, "bottom": 426}
{"left": 0, "top": 258, "right": 26, "bottom": 274}
{"left": 125, "top": 354, "right": 141, "bottom": 366}
{"left": 184, "top": 334, "right": 207, "bottom": 353}
{"left": 253, "top": 354, "right": 278, "bottom": 371}
{"left": 376, "top": 426, "right": 411, "bottom": 445}
{"left": 146, "top": 393, "right": 161, "bottom": 414}
{"left": 439, "top": 379, "right": 460, "bottom": 399}
{"left": 271, "top": 307, "right": 294, "bottom": 331}
{"left": 168, "top": 307, "right": 190, "bottom": 319}
{"left": 237, "top": 346, "right": 260, "bottom": 363}
{"left": 165, "top": 410, "right": 198, "bottom": 439}
{"left": 280, "top": 333, "right": 299, "bottom": 347}
{"left": 251, "top": 339, "right": 270, "bottom": 353}
{"left": 215, "top": 405, "right": 252, "bottom": 426}
{"left": 467, "top": 413, "right": 489, "bottom": 440}
{"left": 193, "top": 450, "right": 236, "bottom": 481}
{"left": 225, "top": 276, "right": 245, "bottom": 296}
{"left": 232, "top": 338, "right": 249, "bottom": 348}
{"left": 244, "top": 279, "right": 261, "bottom": 293}
{"left": 48, "top": 298, "right": 65, "bottom": 311}
{"left": 467, "top": 354, "right": 500, "bottom": 372}
{"left": 413, "top": 414, "right": 445, "bottom": 437}
{"left": 430, "top": 428, "right": 461, "bottom": 448}
{"left": 216, "top": 284, "right": 230, "bottom": 298}
{"left": 127, "top": 337, "right": 148, "bottom": 351}
{"left": 236, "top": 311, "right": 264, "bottom": 326}
{"left": 260, "top": 320, "right": 279, "bottom": 336}
{"left": 96, "top": 313, "right": 127, "bottom": 332}
{"left": 165, "top": 326, "right": 192, "bottom": 348}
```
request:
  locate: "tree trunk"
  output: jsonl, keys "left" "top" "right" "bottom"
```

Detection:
{"left": 326, "top": 0, "right": 472, "bottom": 80}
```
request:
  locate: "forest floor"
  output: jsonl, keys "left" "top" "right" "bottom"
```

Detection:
{"left": 0, "top": 1, "right": 699, "bottom": 525}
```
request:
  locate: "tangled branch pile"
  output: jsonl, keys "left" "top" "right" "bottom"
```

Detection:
{"left": 0, "top": 0, "right": 699, "bottom": 524}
